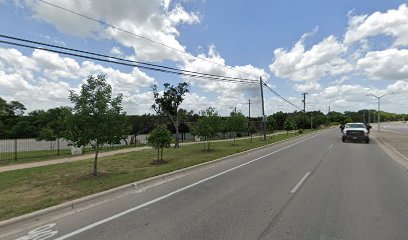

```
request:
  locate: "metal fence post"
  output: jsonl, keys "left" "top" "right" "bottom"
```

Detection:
{"left": 14, "top": 138, "right": 17, "bottom": 161}
{"left": 57, "top": 138, "right": 60, "bottom": 155}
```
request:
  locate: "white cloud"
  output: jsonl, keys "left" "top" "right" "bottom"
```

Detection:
{"left": 22, "top": 0, "right": 200, "bottom": 62}
{"left": 357, "top": 48, "right": 408, "bottom": 81}
{"left": 386, "top": 80, "right": 408, "bottom": 93}
{"left": 110, "top": 46, "right": 123, "bottom": 56}
{"left": 181, "top": 45, "right": 267, "bottom": 94}
{"left": 32, "top": 49, "right": 80, "bottom": 80}
{"left": 294, "top": 81, "right": 321, "bottom": 92}
{"left": 0, "top": 48, "right": 38, "bottom": 79}
{"left": 269, "top": 35, "right": 352, "bottom": 82}
{"left": 0, "top": 47, "right": 156, "bottom": 113}
{"left": 344, "top": 4, "right": 408, "bottom": 47}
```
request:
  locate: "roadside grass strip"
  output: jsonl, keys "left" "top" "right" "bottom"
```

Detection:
{"left": 0, "top": 131, "right": 314, "bottom": 221}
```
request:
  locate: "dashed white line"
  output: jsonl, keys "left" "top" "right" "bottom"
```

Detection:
{"left": 53, "top": 132, "right": 324, "bottom": 240}
{"left": 290, "top": 172, "right": 311, "bottom": 194}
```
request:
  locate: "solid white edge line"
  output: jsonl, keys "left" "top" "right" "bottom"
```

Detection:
{"left": 54, "top": 132, "right": 324, "bottom": 240}
{"left": 290, "top": 172, "right": 311, "bottom": 194}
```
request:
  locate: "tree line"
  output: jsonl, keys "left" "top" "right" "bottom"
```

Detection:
{"left": 1, "top": 92, "right": 407, "bottom": 142}
{"left": 1, "top": 74, "right": 407, "bottom": 176}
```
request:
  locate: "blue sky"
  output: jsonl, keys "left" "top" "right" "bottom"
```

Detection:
{"left": 0, "top": 0, "right": 407, "bottom": 115}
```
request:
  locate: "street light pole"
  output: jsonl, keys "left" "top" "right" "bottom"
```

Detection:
{"left": 367, "top": 93, "right": 390, "bottom": 132}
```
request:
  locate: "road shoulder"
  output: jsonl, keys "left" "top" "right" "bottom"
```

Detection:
{"left": 371, "top": 131, "right": 408, "bottom": 170}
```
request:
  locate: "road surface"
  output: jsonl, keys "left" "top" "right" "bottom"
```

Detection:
{"left": 2, "top": 128, "right": 408, "bottom": 240}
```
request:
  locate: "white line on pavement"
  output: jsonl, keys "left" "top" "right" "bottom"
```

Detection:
{"left": 53, "top": 132, "right": 324, "bottom": 240}
{"left": 290, "top": 172, "right": 311, "bottom": 194}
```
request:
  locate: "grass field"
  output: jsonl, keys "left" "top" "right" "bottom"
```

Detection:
{"left": 0, "top": 144, "right": 144, "bottom": 166}
{"left": 0, "top": 130, "right": 315, "bottom": 221}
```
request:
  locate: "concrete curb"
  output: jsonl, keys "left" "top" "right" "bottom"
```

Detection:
{"left": 374, "top": 134, "right": 408, "bottom": 167}
{"left": 0, "top": 130, "right": 323, "bottom": 228}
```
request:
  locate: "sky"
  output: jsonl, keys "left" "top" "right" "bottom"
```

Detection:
{"left": 0, "top": 0, "right": 408, "bottom": 116}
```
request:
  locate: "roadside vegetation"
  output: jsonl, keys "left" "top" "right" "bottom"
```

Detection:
{"left": 1, "top": 72, "right": 404, "bottom": 220}
{"left": 0, "top": 130, "right": 315, "bottom": 221}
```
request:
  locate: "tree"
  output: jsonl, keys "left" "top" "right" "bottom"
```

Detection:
{"left": 191, "top": 107, "right": 221, "bottom": 151}
{"left": 284, "top": 118, "right": 295, "bottom": 135}
{"left": 227, "top": 111, "right": 247, "bottom": 145}
{"left": 248, "top": 122, "right": 257, "bottom": 143}
{"left": 152, "top": 82, "right": 189, "bottom": 148}
{"left": 11, "top": 120, "right": 36, "bottom": 138}
{"left": 147, "top": 125, "right": 172, "bottom": 163}
{"left": 219, "top": 118, "right": 229, "bottom": 139}
{"left": 272, "top": 111, "right": 288, "bottom": 130}
{"left": 36, "top": 107, "right": 71, "bottom": 141}
{"left": 65, "top": 75, "right": 129, "bottom": 176}
{"left": 267, "top": 115, "right": 277, "bottom": 133}
{"left": 7, "top": 101, "right": 26, "bottom": 116}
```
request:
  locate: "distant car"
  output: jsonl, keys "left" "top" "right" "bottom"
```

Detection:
{"left": 342, "top": 122, "right": 370, "bottom": 143}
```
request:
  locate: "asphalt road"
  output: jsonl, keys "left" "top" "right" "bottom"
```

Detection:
{"left": 3, "top": 129, "right": 408, "bottom": 240}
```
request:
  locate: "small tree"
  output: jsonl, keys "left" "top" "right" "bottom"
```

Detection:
{"left": 152, "top": 82, "right": 189, "bottom": 148}
{"left": 284, "top": 119, "right": 293, "bottom": 135}
{"left": 66, "top": 75, "right": 129, "bottom": 176}
{"left": 147, "top": 125, "right": 172, "bottom": 163}
{"left": 248, "top": 122, "right": 257, "bottom": 143}
{"left": 267, "top": 115, "right": 277, "bottom": 133}
{"left": 191, "top": 107, "right": 220, "bottom": 151}
{"left": 227, "top": 111, "right": 247, "bottom": 145}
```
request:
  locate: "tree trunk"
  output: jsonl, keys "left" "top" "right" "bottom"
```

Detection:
{"left": 233, "top": 136, "right": 236, "bottom": 145}
{"left": 203, "top": 136, "right": 206, "bottom": 150}
{"left": 93, "top": 143, "right": 99, "bottom": 176}
{"left": 160, "top": 148, "right": 163, "bottom": 162}
{"left": 207, "top": 140, "right": 211, "bottom": 151}
{"left": 157, "top": 148, "right": 160, "bottom": 162}
{"left": 250, "top": 134, "right": 253, "bottom": 143}
{"left": 175, "top": 122, "right": 180, "bottom": 148}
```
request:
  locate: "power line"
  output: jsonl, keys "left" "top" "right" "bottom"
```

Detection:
{"left": 0, "top": 34, "right": 258, "bottom": 84}
{"left": 0, "top": 39, "right": 258, "bottom": 85}
{"left": 37, "top": 0, "right": 267, "bottom": 80}
{"left": 263, "top": 83, "right": 302, "bottom": 110}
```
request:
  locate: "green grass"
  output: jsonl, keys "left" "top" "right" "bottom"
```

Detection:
{"left": 0, "top": 144, "right": 145, "bottom": 166}
{"left": 0, "top": 130, "right": 316, "bottom": 221}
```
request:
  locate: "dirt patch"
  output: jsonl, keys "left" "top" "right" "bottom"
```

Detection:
{"left": 149, "top": 160, "right": 169, "bottom": 165}
{"left": 75, "top": 171, "right": 110, "bottom": 181}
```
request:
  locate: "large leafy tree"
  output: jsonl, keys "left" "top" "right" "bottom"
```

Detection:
{"left": 147, "top": 125, "right": 172, "bottom": 163}
{"left": 152, "top": 82, "right": 189, "bottom": 148}
{"left": 36, "top": 107, "right": 71, "bottom": 141}
{"left": 66, "top": 75, "right": 129, "bottom": 176}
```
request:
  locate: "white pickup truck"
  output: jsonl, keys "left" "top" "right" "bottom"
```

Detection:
{"left": 341, "top": 122, "right": 370, "bottom": 143}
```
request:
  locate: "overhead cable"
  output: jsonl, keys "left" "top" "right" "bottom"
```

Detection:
{"left": 37, "top": 0, "right": 267, "bottom": 80}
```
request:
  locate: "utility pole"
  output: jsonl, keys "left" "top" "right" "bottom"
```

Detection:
{"left": 301, "top": 93, "right": 307, "bottom": 129}
{"left": 248, "top": 99, "right": 252, "bottom": 120}
{"left": 311, "top": 112, "right": 313, "bottom": 129}
{"left": 247, "top": 99, "right": 252, "bottom": 136}
{"left": 260, "top": 76, "right": 266, "bottom": 140}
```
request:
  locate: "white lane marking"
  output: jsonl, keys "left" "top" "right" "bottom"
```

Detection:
{"left": 54, "top": 132, "right": 324, "bottom": 240}
{"left": 290, "top": 172, "right": 311, "bottom": 194}
{"left": 15, "top": 223, "right": 58, "bottom": 240}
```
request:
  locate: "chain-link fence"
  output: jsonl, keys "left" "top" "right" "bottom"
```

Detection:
{"left": 0, "top": 135, "right": 147, "bottom": 162}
